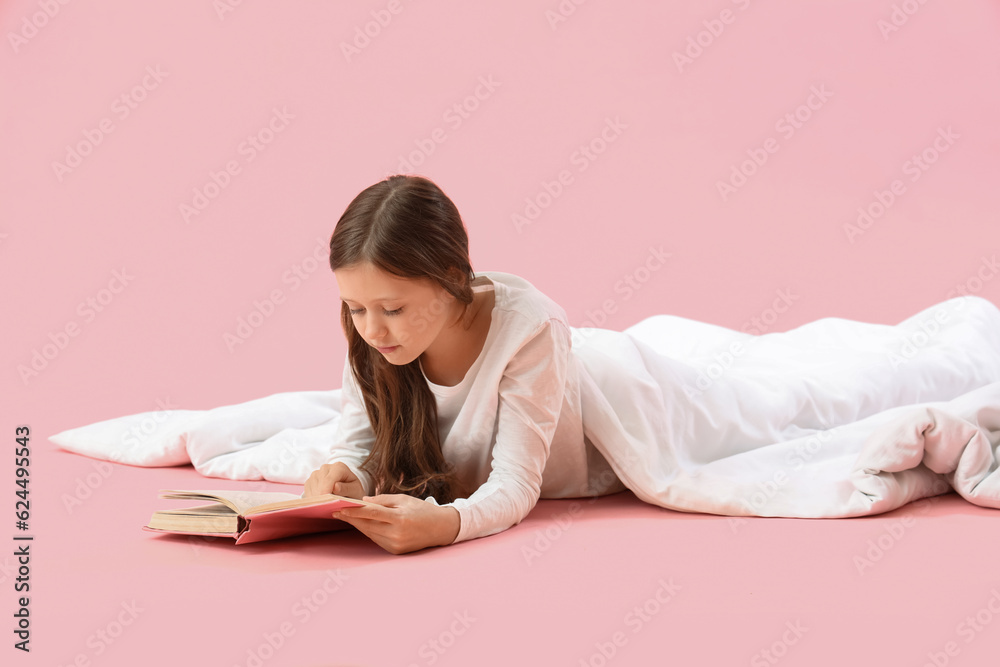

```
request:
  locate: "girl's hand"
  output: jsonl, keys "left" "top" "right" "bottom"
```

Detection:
{"left": 332, "top": 494, "right": 461, "bottom": 555}
{"left": 303, "top": 462, "right": 365, "bottom": 499}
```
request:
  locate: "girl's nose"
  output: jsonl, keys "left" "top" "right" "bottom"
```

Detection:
{"left": 365, "top": 317, "right": 387, "bottom": 342}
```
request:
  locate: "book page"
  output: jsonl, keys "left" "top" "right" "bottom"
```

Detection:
{"left": 245, "top": 494, "right": 372, "bottom": 515}
{"left": 158, "top": 489, "right": 300, "bottom": 515}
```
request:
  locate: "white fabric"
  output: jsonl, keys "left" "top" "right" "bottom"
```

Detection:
{"left": 573, "top": 295, "right": 1000, "bottom": 519}
{"left": 48, "top": 272, "right": 1000, "bottom": 544}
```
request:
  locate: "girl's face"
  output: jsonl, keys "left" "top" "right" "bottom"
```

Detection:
{"left": 335, "top": 262, "right": 460, "bottom": 365}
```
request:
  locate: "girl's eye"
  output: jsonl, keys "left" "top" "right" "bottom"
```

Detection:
{"left": 349, "top": 308, "right": 403, "bottom": 316}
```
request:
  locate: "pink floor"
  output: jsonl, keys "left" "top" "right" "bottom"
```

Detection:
{"left": 25, "top": 443, "right": 1000, "bottom": 666}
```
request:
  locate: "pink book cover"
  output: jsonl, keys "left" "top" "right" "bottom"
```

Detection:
{"left": 142, "top": 491, "right": 368, "bottom": 545}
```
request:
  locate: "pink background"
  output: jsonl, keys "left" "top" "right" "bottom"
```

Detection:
{"left": 3, "top": 1, "right": 1000, "bottom": 665}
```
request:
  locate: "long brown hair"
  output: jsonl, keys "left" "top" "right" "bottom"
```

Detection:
{"left": 330, "top": 175, "right": 475, "bottom": 503}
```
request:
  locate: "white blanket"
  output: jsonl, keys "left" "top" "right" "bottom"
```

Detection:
{"left": 49, "top": 296, "right": 1000, "bottom": 518}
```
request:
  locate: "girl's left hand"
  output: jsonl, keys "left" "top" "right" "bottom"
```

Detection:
{"left": 332, "top": 493, "right": 460, "bottom": 555}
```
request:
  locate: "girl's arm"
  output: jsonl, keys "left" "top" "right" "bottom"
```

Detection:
{"left": 427, "top": 318, "right": 572, "bottom": 543}
{"left": 321, "top": 356, "right": 376, "bottom": 496}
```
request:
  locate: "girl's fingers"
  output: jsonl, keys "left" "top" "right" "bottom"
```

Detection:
{"left": 340, "top": 504, "right": 389, "bottom": 523}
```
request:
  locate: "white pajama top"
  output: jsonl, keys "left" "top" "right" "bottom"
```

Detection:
{"left": 325, "top": 271, "right": 627, "bottom": 544}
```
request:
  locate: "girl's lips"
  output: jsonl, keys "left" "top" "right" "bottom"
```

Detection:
{"left": 377, "top": 345, "right": 398, "bottom": 353}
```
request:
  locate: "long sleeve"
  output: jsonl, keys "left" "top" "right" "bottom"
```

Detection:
{"left": 427, "top": 318, "right": 572, "bottom": 543}
{"left": 326, "top": 356, "right": 376, "bottom": 497}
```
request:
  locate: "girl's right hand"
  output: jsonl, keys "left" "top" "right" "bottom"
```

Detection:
{"left": 303, "top": 462, "right": 366, "bottom": 499}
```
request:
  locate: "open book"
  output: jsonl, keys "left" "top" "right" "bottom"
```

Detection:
{"left": 142, "top": 489, "right": 378, "bottom": 545}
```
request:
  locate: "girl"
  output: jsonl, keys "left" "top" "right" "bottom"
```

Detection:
{"left": 302, "top": 174, "right": 627, "bottom": 554}
{"left": 303, "top": 174, "right": 1000, "bottom": 555}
